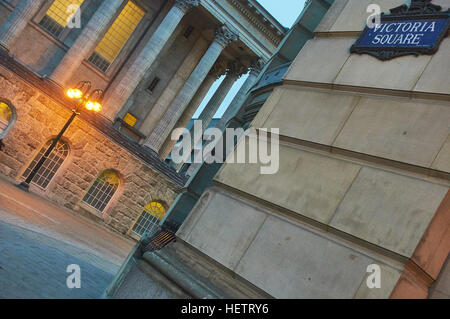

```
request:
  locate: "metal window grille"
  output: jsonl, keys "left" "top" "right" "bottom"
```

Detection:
{"left": 82, "top": 171, "right": 119, "bottom": 213}
{"left": 22, "top": 140, "right": 69, "bottom": 189}
{"left": 132, "top": 202, "right": 166, "bottom": 238}
{"left": 87, "top": 52, "right": 111, "bottom": 73}
{"left": 88, "top": 0, "right": 144, "bottom": 72}
{"left": 39, "top": 0, "right": 84, "bottom": 37}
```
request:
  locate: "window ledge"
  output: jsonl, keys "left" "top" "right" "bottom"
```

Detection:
{"left": 81, "top": 60, "right": 111, "bottom": 82}
{"left": 116, "top": 118, "right": 147, "bottom": 139}
{"left": 28, "top": 21, "right": 70, "bottom": 52}
{"left": 78, "top": 202, "right": 105, "bottom": 220}
{"left": 128, "top": 232, "right": 141, "bottom": 241}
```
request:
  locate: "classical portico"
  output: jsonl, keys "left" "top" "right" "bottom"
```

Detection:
{"left": 0, "top": 0, "right": 285, "bottom": 242}
{"left": 193, "top": 60, "right": 248, "bottom": 139}
{"left": 157, "top": 59, "right": 229, "bottom": 159}
{"left": 102, "top": 0, "right": 201, "bottom": 120}
{"left": 182, "top": 58, "right": 264, "bottom": 174}
{"left": 93, "top": 0, "right": 285, "bottom": 158}
{"left": 103, "top": 0, "right": 284, "bottom": 159}
{"left": 144, "top": 25, "right": 238, "bottom": 154}
{"left": 0, "top": 0, "right": 284, "bottom": 162}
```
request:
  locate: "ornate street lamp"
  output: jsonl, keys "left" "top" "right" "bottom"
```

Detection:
{"left": 18, "top": 81, "right": 103, "bottom": 192}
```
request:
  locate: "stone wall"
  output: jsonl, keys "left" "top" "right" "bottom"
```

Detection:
{"left": 0, "top": 64, "right": 180, "bottom": 236}
{"left": 174, "top": 0, "right": 450, "bottom": 298}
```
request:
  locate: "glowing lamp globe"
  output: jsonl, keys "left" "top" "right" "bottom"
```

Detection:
{"left": 85, "top": 101, "right": 94, "bottom": 111}
{"left": 67, "top": 88, "right": 83, "bottom": 99}
{"left": 86, "top": 101, "right": 102, "bottom": 112}
{"left": 92, "top": 102, "right": 102, "bottom": 112}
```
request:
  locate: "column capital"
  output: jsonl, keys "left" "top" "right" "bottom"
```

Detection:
{"left": 209, "top": 60, "right": 228, "bottom": 79}
{"left": 249, "top": 58, "right": 265, "bottom": 76}
{"left": 227, "top": 60, "right": 248, "bottom": 79}
{"left": 174, "top": 0, "right": 199, "bottom": 14}
{"left": 214, "top": 25, "right": 238, "bottom": 48}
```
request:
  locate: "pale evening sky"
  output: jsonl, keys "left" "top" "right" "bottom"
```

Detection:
{"left": 193, "top": 0, "right": 306, "bottom": 119}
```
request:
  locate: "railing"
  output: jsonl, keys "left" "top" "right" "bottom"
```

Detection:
{"left": 141, "top": 225, "right": 176, "bottom": 254}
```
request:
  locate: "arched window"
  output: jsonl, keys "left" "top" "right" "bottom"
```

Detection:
{"left": 0, "top": 101, "right": 16, "bottom": 139}
{"left": 22, "top": 139, "right": 69, "bottom": 189}
{"left": 132, "top": 201, "right": 166, "bottom": 237}
{"left": 83, "top": 170, "right": 119, "bottom": 213}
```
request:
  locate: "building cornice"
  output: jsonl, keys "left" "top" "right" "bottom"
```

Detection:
{"left": 229, "top": 0, "right": 286, "bottom": 46}
{"left": 200, "top": 0, "right": 280, "bottom": 60}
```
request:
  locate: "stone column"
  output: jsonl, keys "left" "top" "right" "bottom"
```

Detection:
{"left": 159, "top": 63, "right": 226, "bottom": 160}
{"left": 145, "top": 25, "right": 238, "bottom": 155}
{"left": 184, "top": 59, "right": 264, "bottom": 175}
{"left": 51, "top": 0, "right": 125, "bottom": 85}
{"left": 103, "top": 0, "right": 199, "bottom": 120}
{"left": 133, "top": 35, "right": 210, "bottom": 138}
{"left": 214, "top": 59, "right": 264, "bottom": 132}
{"left": 195, "top": 61, "right": 245, "bottom": 132}
{"left": 0, "top": 0, "right": 45, "bottom": 50}
{"left": 175, "top": 61, "right": 245, "bottom": 169}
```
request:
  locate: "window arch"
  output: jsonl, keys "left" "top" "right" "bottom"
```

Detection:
{"left": 131, "top": 201, "right": 166, "bottom": 238}
{"left": 82, "top": 170, "right": 120, "bottom": 213}
{"left": 0, "top": 101, "right": 17, "bottom": 139}
{"left": 22, "top": 139, "right": 70, "bottom": 189}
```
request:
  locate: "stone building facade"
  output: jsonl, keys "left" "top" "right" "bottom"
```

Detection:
{"left": 163, "top": 0, "right": 334, "bottom": 237}
{"left": 0, "top": 0, "right": 284, "bottom": 237}
{"left": 107, "top": 0, "right": 450, "bottom": 299}
{"left": 0, "top": 53, "right": 182, "bottom": 236}
{"left": 176, "top": 0, "right": 450, "bottom": 298}
{"left": 0, "top": 0, "right": 284, "bottom": 156}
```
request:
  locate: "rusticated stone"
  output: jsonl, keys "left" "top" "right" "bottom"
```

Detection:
{"left": 0, "top": 65, "right": 180, "bottom": 237}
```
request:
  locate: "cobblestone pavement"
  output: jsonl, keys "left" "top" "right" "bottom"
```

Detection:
{"left": 0, "top": 177, "right": 135, "bottom": 299}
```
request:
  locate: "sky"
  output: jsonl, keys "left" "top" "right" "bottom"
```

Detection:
{"left": 193, "top": 0, "right": 306, "bottom": 119}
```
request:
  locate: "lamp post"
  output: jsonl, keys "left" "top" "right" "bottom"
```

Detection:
{"left": 18, "top": 81, "right": 103, "bottom": 192}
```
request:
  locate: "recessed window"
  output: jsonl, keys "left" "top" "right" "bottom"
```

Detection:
{"left": 183, "top": 25, "right": 194, "bottom": 38}
{"left": 132, "top": 201, "right": 166, "bottom": 238}
{"left": 22, "top": 139, "right": 70, "bottom": 189}
{"left": 39, "top": 0, "right": 84, "bottom": 37}
{"left": 0, "top": 101, "right": 12, "bottom": 132}
{"left": 83, "top": 170, "right": 119, "bottom": 213}
{"left": 123, "top": 113, "right": 137, "bottom": 127}
{"left": 0, "top": 101, "right": 16, "bottom": 139}
{"left": 147, "top": 77, "right": 160, "bottom": 94}
{"left": 88, "top": 1, "right": 145, "bottom": 72}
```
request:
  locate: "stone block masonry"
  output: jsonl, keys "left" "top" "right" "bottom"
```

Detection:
{"left": 0, "top": 63, "right": 181, "bottom": 237}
